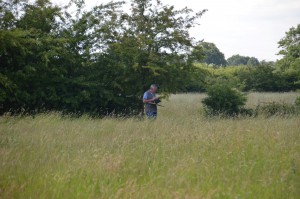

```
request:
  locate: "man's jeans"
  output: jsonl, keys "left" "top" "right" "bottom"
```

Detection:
{"left": 146, "top": 111, "right": 157, "bottom": 120}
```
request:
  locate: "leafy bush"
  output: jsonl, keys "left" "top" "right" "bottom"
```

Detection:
{"left": 202, "top": 83, "right": 247, "bottom": 116}
{"left": 0, "top": 0, "right": 206, "bottom": 116}
{"left": 295, "top": 96, "right": 300, "bottom": 107}
{"left": 294, "top": 96, "right": 300, "bottom": 114}
{"left": 194, "top": 63, "right": 300, "bottom": 93}
{"left": 255, "top": 102, "right": 299, "bottom": 117}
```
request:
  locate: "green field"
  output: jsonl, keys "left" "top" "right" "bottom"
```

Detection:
{"left": 0, "top": 93, "right": 299, "bottom": 199}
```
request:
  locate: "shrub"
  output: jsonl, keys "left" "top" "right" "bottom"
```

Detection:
{"left": 294, "top": 96, "right": 300, "bottom": 114}
{"left": 255, "top": 102, "right": 299, "bottom": 117}
{"left": 202, "top": 83, "right": 247, "bottom": 116}
{"left": 296, "top": 96, "right": 300, "bottom": 107}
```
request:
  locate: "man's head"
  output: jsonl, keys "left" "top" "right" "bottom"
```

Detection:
{"left": 150, "top": 84, "right": 158, "bottom": 93}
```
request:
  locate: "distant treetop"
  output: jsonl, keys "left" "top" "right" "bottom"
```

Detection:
{"left": 227, "top": 54, "right": 260, "bottom": 66}
{"left": 193, "top": 42, "right": 227, "bottom": 67}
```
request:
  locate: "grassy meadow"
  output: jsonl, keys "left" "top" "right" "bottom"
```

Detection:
{"left": 0, "top": 93, "right": 299, "bottom": 199}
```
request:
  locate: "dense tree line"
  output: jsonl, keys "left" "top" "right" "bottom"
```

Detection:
{"left": 0, "top": 0, "right": 299, "bottom": 116}
{"left": 0, "top": 0, "right": 206, "bottom": 115}
{"left": 193, "top": 43, "right": 260, "bottom": 67}
{"left": 227, "top": 54, "right": 260, "bottom": 66}
{"left": 194, "top": 42, "right": 227, "bottom": 66}
{"left": 199, "top": 63, "right": 297, "bottom": 92}
{"left": 193, "top": 24, "right": 300, "bottom": 92}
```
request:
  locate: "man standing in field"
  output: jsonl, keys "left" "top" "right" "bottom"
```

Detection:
{"left": 143, "top": 84, "right": 159, "bottom": 119}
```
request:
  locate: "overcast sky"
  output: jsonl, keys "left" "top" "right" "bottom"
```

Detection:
{"left": 53, "top": 0, "right": 300, "bottom": 61}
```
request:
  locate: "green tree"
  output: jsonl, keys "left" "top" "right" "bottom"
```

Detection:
{"left": 236, "top": 64, "right": 287, "bottom": 92}
{"left": 195, "top": 42, "right": 227, "bottom": 66}
{"left": 227, "top": 54, "right": 259, "bottom": 66}
{"left": 98, "top": 0, "right": 207, "bottom": 113}
{"left": 277, "top": 24, "right": 300, "bottom": 70}
{"left": 247, "top": 57, "right": 260, "bottom": 66}
{"left": 0, "top": 0, "right": 207, "bottom": 116}
{"left": 0, "top": 0, "right": 71, "bottom": 114}
{"left": 227, "top": 54, "right": 248, "bottom": 66}
{"left": 276, "top": 24, "right": 300, "bottom": 89}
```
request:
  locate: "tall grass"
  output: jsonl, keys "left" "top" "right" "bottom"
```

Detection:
{"left": 0, "top": 93, "right": 299, "bottom": 198}
{"left": 246, "top": 92, "right": 299, "bottom": 108}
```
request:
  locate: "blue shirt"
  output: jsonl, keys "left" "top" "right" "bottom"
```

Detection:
{"left": 143, "top": 90, "right": 157, "bottom": 112}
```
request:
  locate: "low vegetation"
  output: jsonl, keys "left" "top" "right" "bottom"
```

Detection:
{"left": 202, "top": 83, "right": 299, "bottom": 117}
{"left": 255, "top": 102, "right": 300, "bottom": 117}
{"left": 1, "top": 0, "right": 299, "bottom": 116}
{"left": 202, "top": 83, "right": 247, "bottom": 116}
{"left": 0, "top": 93, "right": 299, "bottom": 198}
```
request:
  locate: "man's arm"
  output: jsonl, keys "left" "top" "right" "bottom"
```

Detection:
{"left": 143, "top": 98, "right": 157, "bottom": 103}
{"left": 143, "top": 92, "right": 157, "bottom": 103}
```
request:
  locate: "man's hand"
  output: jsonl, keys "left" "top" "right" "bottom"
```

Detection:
{"left": 151, "top": 97, "right": 158, "bottom": 102}
{"left": 143, "top": 97, "right": 158, "bottom": 104}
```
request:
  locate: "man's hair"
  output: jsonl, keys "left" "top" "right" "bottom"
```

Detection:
{"left": 150, "top": 84, "right": 158, "bottom": 89}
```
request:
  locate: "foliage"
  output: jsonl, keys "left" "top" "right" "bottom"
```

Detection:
{"left": 0, "top": 0, "right": 207, "bottom": 116}
{"left": 247, "top": 57, "right": 260, "bottom": 66}
{"left": 202, "top": 83, "right": 247, "bottom": 116}
{"left": 1, "top": 0, "right": 298, "bottom": 116}
{"left": 193, "top": 33, "right": 300, "bottom": 92}
{"left": 199, "top": 64, "right": 246, "bottom": 91}
{"left": 236, "top": 63, "right": 288, "bottom": 91}
{"left": 194, "top": 62, "right": 299, "bottom": 92}
{"left": 194, "top": 42, "right": 227, "bottom": 66}
{"left": 255, "top": 102, "right": 299, "bottom": 117}
{"left": 227, "top": 54, "right": 260, "bottom": 66}
{"left": 276, "top": 24, "right": 300, "bottom": 88}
